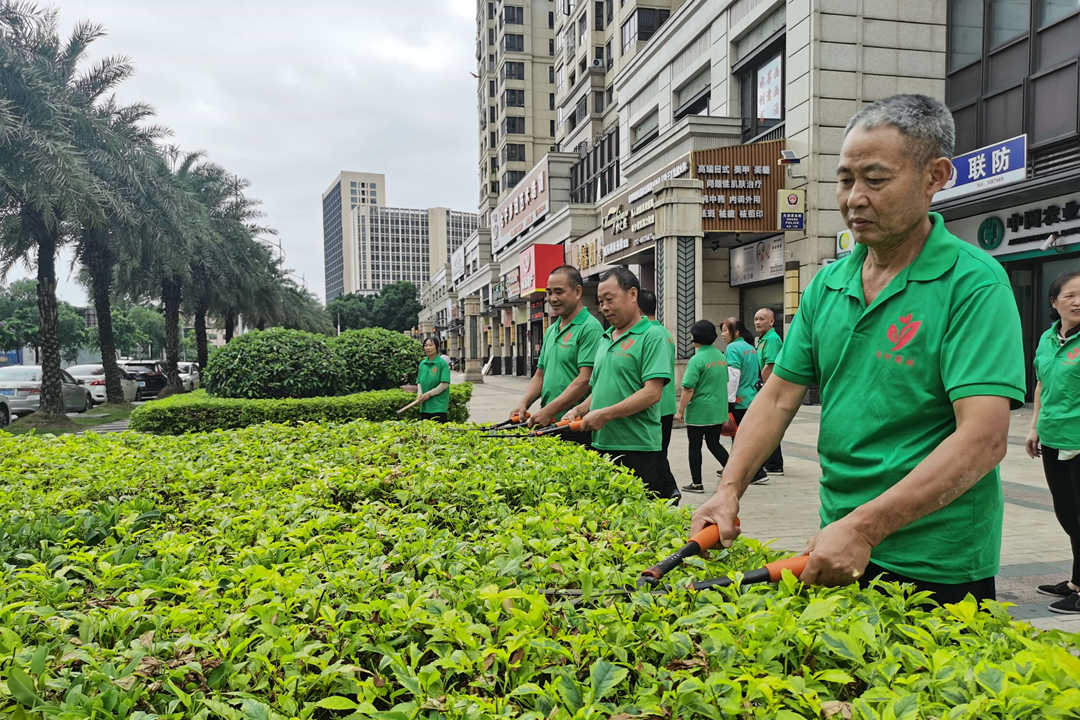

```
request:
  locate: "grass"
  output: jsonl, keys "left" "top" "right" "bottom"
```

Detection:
{"left": 4, "top": 402, "right": 135, "bottom": 436}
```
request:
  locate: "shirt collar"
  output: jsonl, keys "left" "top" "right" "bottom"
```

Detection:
{"left": 1053, "top": 320, "right": 1080, "bottom": 344}
{"left": 825, "top": 213, "right": 959, "bottom": 293}
{"left": 604, "top": 315, "right": 651, "bottom": 340}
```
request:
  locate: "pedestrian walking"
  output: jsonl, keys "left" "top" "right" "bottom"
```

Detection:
{"left": 416, "top": 337, "right": 451, "bottom": 423}
{"left": 721, "top": 318, "right": 769, "bottom": 485}
{"left": 1026, "top": 270, "right": 1080, "bottom": 614}
{"left": 511, "top": 265, "right": 603, "bottom": 445}
{"left": 638, "top": 289, "right": 679, "bottom": 499}
{"left": 675, "top": 320, "right": 730, "bottom": 494}
{"left": 754, "top": 307, "right": 785, "bottom": 475}
{"left": 566, "top": 267, "right": 677, "bottom": 500}
{"left": 691, "top": 94, "right": 1025, "bottom": 604}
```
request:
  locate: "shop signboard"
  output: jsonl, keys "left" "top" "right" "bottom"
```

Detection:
{"left": 519, "top": 244, "right": 565, "bottom": 295}
{"left": 503, "top": 267, "right": 520, "bottom": 299}
{"left": 778, "top": 188, "right": 805, "bottom": 230}
{"left": 935, "top": 134, "right": 1026, "bottom": 203}
{"left": 491, "top": 160, "right": 549, "bottom": 256}
{"left": 693, "top": 140, "right": 785, "bottom": 233}
{"left": 947, "top": 192, "right": 1080, "bottom": 257}
{"left": 451, "top": 245, "right": 466, "bottom": 282}
{"left": 836, "top": 229, "right": 854, "bottom": 258}
{"left": 601, "top": 156, "right": 691, "bottom": 262}
{"left": 730, "top": 236, "right": 785, "bottom": 286}
{"left": 756, "top": 54, "right": 783, "bottom": 121}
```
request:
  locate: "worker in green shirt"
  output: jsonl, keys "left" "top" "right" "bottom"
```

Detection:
{"left": 415, "top": 337, "right": 452, "bottom": 422}
{"left": 692, "top": 94, "right": 1025, "bottom": 604}
{"left": 512, "top": 265, "right": 603, "bottom": 445}
{"left": 1026, "top": 270, "right": 1080, "bottom": 615}
{"left": 566, "top": 267, "right": 677, "bottom": 500}
{"left": 754, "top": 307, "right": 785, "bottom": 475}
{"left": 721, "top": 318, "right": 768, "bottom": 485}
{"left": 675, "top": 320, "right": 730, "bottom": 494}
{"left": 637, "top": 289, "right": 678, "bottom": 497}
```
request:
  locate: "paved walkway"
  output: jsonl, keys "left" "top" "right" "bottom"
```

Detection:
{"left": 458, "top": 372, "right": 1080, "bottom": 633}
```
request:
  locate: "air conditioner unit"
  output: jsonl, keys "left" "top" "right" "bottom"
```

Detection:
{"left": 592, "top": 58, "right": 603, "bottom": 68}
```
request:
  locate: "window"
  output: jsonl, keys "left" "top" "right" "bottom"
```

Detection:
{"left": 505, "top": 143, "right": 526, "bottom": 161}
{"left": 549, "top": 11, "right": 555, "bottom": 28}
{"left": 504, "top": 88, "right": 525, "bottom": 107}
{"left": 621, "top": 13, "right": 636, "bottom": 52}
{"left": 549, "top": 65, "right": 555, "bottom": 83}
{"left": 503, "top": 170, "right": 526, "bottom": 189}
{"left": 504, "top": 5, "right": 524, "bottom": 23}
{"left": 739, "top": 48, "right": 784, "bottom": 141}
{"left": 550, "top": 119, "right": 556, "bottom": 136}
{"left": 504, "top": 34, "right": 524, "bottom": 51}
{"left": 549, "top": 38, "right": 555, "bottom": 56}
{"left": 948, "top": 0, "right": 983, "bottom": 69}
{"left": 489, "top": 105, "right": 497, "bottom": 122}
{"left": 991, "top": 0, "right": 1029, "bottom": 46}
{"left": 504, "top": 115, "right": 526, "bottom": 134}
{"left": 1041, "top": 0, "right": 1080, "bottom": 25}
{"left": 488, "top": 28, "right": 495, "bottom": 45}
{"left": 606, "top": 0, "right": 613, "bottom": 23}
{"left": 550, "top": 92, "right": 556, "bottom": 109}
{"left": 605, "top": 40, "right": 613, "bottom": 69}
{"left": 503, "top": 61, "right": 525, "bottom": 80}
{"left": 489, "top": 79, "right": 496, "bottom": 97}
{"left": 622, "top": 7, "right": 669, "bottom": 52}
{"left": 631, "top": 110, "right": 658, "bottom": 150}
{"left": 595, "top": 46, "right": 605, "bottom": 67}
{"left": 595, "top": 1, "right": 605, "bottom": 29}
{"left": 594, "top": 90, "right": 605, "bottom": 113}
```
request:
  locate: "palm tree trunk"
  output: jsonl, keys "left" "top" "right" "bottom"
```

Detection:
{"left": 34, "top": 217, "right": 65, "bottom": 418}
{"left": 195, "top": 302, "right": 209, "bottom": 371}
{"left": 224, "top": 310, "right": 236, "bottom": 343}
{"left": 85, "top": 230, "right": 125, "bottom": 404}
{"left": 162, "top": 276, "right": 183, "bottom": 391}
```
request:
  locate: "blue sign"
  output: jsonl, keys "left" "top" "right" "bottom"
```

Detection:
{"left": 780, "top": 213, "right": 804, "bottom": 230}
{"left": 935, "top": 134, "right": 1027, "bottom": 202}
{"left": 0, "top": 349, "right": 22, "bottom": 366}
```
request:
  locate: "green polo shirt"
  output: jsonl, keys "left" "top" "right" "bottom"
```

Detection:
{"left": 757, "top": 327, "right": 783, "bottom": 367}
{"left": 589, "top": 316, "right": 672, "bottom": 452}
{"left": 725, "top": 338, "right": 760, "bottom": 409}
{"left": 650, "top": 319, "right": 677, "bottom": 416}
{"left": 537, "top": 307, "right": 604, "bottom": 418}
{"left": 681, "top": 344, "right": 729, "bottom": 426}
{"left": 773, "top": 212, "right": 1025, "bottom": 584}
{"left": 417, "top": 356, "right": 451, "bottom": 414}
{"left": 1035, "top": 322, "right": 1080, "bottom": 449}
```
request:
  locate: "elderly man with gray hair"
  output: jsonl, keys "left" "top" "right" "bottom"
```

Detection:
{"left": 691, "top": 94, "right": 1026, "bottom": 604}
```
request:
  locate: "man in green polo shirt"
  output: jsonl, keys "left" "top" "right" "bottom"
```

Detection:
{"left": 567, "top": 267, "right": 677, "bottom": 499}
{"left": 512, "top": 265, "right": 603, "bottom": 445}
{"left": 691, "top": 94, "right": 1025, "bottom": 604}
{"left": 754, "top": 307, "right": 785, "bottom": 475}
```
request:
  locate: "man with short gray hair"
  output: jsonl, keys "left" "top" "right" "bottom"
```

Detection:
{"left": 692, "top": 94, "right": 1025, "bottom": 604}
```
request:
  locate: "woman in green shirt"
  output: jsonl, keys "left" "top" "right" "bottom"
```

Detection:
{"left": 416, "top": 337, "right": 452, "bottom": 423}
{"left": 1026, "top": 270, "right": 1080, "bottom": 614}
{"left": 721, "top": 318, "right": 768, "bottom": 486}
{"left": 675, "top": 321, "right": 730, "bottom": 494}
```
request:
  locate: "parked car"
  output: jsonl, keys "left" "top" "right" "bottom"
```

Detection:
{"left": 118, "top": 361, "right": 167, "bottom": 400}
{"left": 66, "top": 364, "right": 139, "bottom": 404}
{"left": 177, "top": 362, "right": 201, "bottom": 392}
{"left": 0, "top": 365, "right": 92, "bottom": 416}
{"left": 0, "top": 396, "right": 10, "bottom": 427}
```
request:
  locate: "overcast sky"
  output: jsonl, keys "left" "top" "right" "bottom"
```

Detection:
{"left": 14, "top": 0, "right": 478, "bottom": 304}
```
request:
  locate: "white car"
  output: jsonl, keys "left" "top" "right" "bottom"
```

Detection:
{"left": 66, "top": 364, "right": 139, "bottom": 404}
{"left": 0, "top": 365, "right": 92, "bottom": 416}
{"left": 178, "top": 362, "right": 201, "bottom": 392}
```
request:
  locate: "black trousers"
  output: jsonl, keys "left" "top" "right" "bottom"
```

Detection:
{"left": 660, "top": 414, "right": 679, "bottom": 498}
{"left": 765, "top": 442, "right": 784, "bottom": 472}
{"left": 560, "top": 429, "right": 593, "bottom": 449}
{"left": 731, "top": 408, "right": 767, "bottom": 482}
{"left": 686, "top": 424, "right": 730, "bottom": 485}
{"left": 1043, "top": 446, "right": 1080, "bottom": 585}
{"left": 419, "top": 412, "right": 448, "bottom": 423}
{"left": 605, "top": 450, "right": 679, "bottom": 501}
{"left": 860, "top": 561, "right": 996, "bottom": 605}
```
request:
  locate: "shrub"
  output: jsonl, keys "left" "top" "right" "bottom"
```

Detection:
{"left": 130, "top": 384, "right": 472, "bottom": 434}
{"left": 201, "top": 328, "right": 345, "bottom": 399}
{"left": 331, "top": 328, "right": 422, "bottom": 393}
{"left": 1, "top": 423, "right": 1078, "bottom": 718}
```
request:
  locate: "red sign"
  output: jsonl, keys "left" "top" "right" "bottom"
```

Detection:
{"left": 519, "top": 244, "right": 565, "bottom": 296}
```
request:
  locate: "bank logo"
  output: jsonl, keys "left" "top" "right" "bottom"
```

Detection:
{"left": 888, "top": 314, "right": 922, "bottom": 352}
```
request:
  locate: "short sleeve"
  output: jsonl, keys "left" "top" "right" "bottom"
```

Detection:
{"left": 589, "top": 341, "right": 604, "bottom": 388}
{"left": 941, "top": 282, "right": 1025, "bottom": 408}
{"left": 725, "top": 344, "right": 743, "bottom": 370}
{"left": 536, "top": 334, "right": 548, "bottom": 370}
{"left": 773, "top": 288, "right": 819, "bottom": 387}
{"left": 439, "top": 359, "right": 452, "bottom": 384}
{"left": 577, "top": 322, "right": 603, "bottom": 369}
{"left": 416, "top": 364, "right": 423, "bottom": 385}
{"left": 681, "top": 355, "right": 702, "bottom": 389}
{"left": 764, "top": 335, "right": 782, "bottom": 365}
{"left": 640, "top": 328, "right": 673, "bottom": 383}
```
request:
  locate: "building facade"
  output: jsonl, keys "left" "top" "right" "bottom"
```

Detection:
{"left": 322, "top": 171, "right": 387, "bottom": 303}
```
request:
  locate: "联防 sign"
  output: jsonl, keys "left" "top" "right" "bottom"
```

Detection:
{"left": 934, "top": 134, "right": 1026, "bottom": 203}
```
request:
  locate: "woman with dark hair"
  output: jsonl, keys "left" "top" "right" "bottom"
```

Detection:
{"left": 675, "top": 320, "right": 730, "bottom": 493}
{"left": 1026, "top": 270, "right": 1080, "bottom": 614}
{"left": 721, "top": 318, "right": 768, "bottom": 485}
{"left": 415, "top": 336, "right": 451, "bottom": 422}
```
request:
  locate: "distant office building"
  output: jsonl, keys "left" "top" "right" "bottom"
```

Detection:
{"left": 322, "top": 171, "right": 387, "bottom": 302}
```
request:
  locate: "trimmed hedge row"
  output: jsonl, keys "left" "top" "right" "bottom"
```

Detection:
{"left": 129, "top": 384, "right": 472, "bottom": 434}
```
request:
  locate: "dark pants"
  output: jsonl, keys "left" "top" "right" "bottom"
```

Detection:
{"left": 860, "top": 561, "right": 996, "bottom": 605}
{"left": 765, "top": 443, "right": 784, "bottom": 473}
{"left": 419, "top": 412, "right": 448, "bottom": 423}
{"left": 1043, "top": 446, "right": 1080, "bottom": 585}
{"left": 731, "top": 408, "right": 767, "bottom": 482}
{"left": 605, "top": 450, "right": 679, "bottom": 502}
{"left": 660, "top": 414, "right": 679, "bottom": 499}
{"left": 686, "top": 424, "right": 730, "bottom": 485}
{"left": 560, "top": 429, "right": 593, "bottom": 449}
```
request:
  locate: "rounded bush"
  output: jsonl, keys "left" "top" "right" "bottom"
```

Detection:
{"left": 202, "top": 328, "right": 345, "bottom": 399}
{"left": 330, "top": 328, "right": 422, "bottom": 392}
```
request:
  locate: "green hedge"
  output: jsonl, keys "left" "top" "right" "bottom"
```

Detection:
{"left": 331, "top": 328, "right": 422, "bottom": 393}
{"left": 129, "top": 384, "right": 472, "bottom": 434}
{"left": 202, "top": 328, "right": 346, "bottom": 399}
{"left": 1, "top": 423, "right": 1078, "bottom": 718}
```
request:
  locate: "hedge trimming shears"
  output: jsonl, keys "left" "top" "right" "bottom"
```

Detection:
{"left": 480, "top": 418, "right": 585, "bottom": 438}
{"left": 450, "top": 412, "right": 531, "bottom": 432}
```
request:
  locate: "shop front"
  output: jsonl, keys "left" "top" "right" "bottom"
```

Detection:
{"left": 730, "top": 234, "right": 785, "bottom": 334}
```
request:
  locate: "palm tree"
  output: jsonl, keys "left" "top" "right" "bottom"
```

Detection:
{"left": 0, "top": 3, "right": 130, "bottom": 418}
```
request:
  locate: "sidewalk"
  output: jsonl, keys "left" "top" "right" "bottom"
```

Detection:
{"left": 457, "top": 372, "right": 1079, "bottom": 633}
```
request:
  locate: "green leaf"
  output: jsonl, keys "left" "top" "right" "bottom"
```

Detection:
{"left": 589, "top": 659, "right": 628, "bottom": 702}
{"left": 557, "top": 674, "right": 584, "bottom": 712}
{"left": 7, "top": 667, "right": 38, "bottom": 708}
{"left": 798, "top": 597, "right": 839, "bottom": 625}
{"left": 819, "top": 631, "right": 862, "bottom": 661}
{"left": 815, "top": 669, "right": 855, "bottom": 685}
{"left": 315, "top": 696, "right": 360, "bottom": 710}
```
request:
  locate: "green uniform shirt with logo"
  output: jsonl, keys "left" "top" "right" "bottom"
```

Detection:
{"left": 681, "top": 344, "right": 729, "bottom": 426}
{"left": 537, "top": 307, "right": 604, "bottom": 418}
{"left": 417, "top": 356, "right": 452, "bottom": 414}
{"left": 650, "top": 319, "right": 678, "bottom": 416}
{"left": 757, "top": 327, "right": 783, "bottom": 367}
{"left": 589, "top": 317, "right": 672, "bottom": 452}
{"left": 773, "top": 213, "right": 1025, "bottom": 584}
{"left": 726, "top": 338, "right": 760, "bottom": 409}
{"left": 1034, "top": 321, "right": 1080, "bottom": 450}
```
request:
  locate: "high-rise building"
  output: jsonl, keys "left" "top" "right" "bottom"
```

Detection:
{"left": 476, "top": 0, "right": 557, "bottom": 215}
{"left": 322, "top": 171, "right": 387, "bottom": 303}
